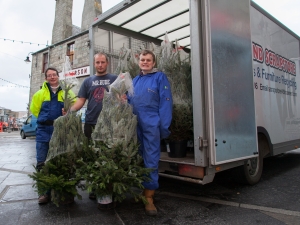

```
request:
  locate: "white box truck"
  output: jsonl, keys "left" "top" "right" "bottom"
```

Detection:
{"left": 89, "top": 0, "right": 300, "bottom": 185}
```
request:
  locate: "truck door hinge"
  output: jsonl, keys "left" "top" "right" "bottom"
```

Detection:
{"left": 199, "top": 137, "right": 208, "bottom": 150}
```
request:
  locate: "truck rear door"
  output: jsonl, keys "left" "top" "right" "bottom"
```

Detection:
{"left": 193, "top": 0, "right": 258, "bottom": 165}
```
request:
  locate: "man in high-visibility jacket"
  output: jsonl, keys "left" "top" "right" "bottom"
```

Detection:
{"left": 30, "top": 67, "right": 76, "bottom": 204}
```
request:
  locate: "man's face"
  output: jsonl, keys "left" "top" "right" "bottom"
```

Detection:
{"left": 139, "top": 54, "right": 155, "bottom": 73}
{"left": 46, "top": 69, "right": 59, "bottom": 86}
{"left": 94, "top": 55, "right": 108, "bottom": 75}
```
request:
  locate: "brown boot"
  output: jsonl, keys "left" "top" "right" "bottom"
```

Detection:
{"left": 38, "top": 194, "right": 49, "bottom": 204}
{"left": 144, "top": 189, "right": 157, "bottom": 216}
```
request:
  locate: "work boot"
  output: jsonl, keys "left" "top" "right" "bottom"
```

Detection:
{"left": 36, "top": 162, "right": 45, "bottom": 172}
{"left": 144, "top": 189, "right": 157, "bottom": 216}
{"left": 38, "top": 194, "right": 49, "bottom": 204}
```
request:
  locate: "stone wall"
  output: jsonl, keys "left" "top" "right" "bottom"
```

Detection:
{"left": 81, "top": 0, "right": 102, "bottom": 32}
{"left": 52, "top": 0, "right": 73, "bottom": 44}
{"left": 29, "top": 33, "right": 90, "bottom": 103}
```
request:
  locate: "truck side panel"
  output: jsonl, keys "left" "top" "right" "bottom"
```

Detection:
{"left": 251, "top": 5, "right": 300, "bottom": 155}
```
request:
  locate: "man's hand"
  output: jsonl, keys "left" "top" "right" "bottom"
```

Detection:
{"left": 120, "top": 94, "right": 127, "bottom": 103}
{"left": 62, "top": 108, "right": 67, "bottom": 116}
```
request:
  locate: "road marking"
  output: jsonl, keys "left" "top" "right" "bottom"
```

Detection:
{"left": 0, "top": 168, "right": 32, "bottom": 175}
{"left": 0, "top": 183, "right": 35, "bottom": 203}
{"left": 160, "top": 192, "right": 300, "bottom": 217}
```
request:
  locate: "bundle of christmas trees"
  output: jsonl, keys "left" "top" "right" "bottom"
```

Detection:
{"left": 77, "top": 72, "right": 151, "bottom": 203}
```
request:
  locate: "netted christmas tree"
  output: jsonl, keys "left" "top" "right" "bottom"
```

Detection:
{"left": 77, "top": 72, "right": 152, "bottom": 203}
{"left": 47, "top": 56, "right": 85, "bottom": 160}
{"left": 115, "top": 46, "right": 140, "bottom": 79}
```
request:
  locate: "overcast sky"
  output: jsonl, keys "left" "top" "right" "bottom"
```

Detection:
{"left": 0, "top": 0, "right": 299, "bottom": 112}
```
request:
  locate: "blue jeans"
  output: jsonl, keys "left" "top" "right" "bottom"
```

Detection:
{"left": 36, "top": 142, "right": 49, "bottom": 163}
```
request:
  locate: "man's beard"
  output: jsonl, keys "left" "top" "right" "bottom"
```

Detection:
{"left": 97, "top": 68, "right": 106, "bottom": 74}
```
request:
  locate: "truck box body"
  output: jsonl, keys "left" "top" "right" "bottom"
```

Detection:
{"left": 251, "top": 4, "right": 300, "bottom": 155}
{"left": 89, "top": 0, "right": 300, "bottom": 184}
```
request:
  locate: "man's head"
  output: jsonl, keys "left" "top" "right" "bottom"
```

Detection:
{"left": 94, "top": 53, "right": 109, "bottom": 76}
{"left": 45, "top": 67, "right": 59, "bottom": 86}
{"left": 139, "top": 50, "right": 156, "bottom": 74}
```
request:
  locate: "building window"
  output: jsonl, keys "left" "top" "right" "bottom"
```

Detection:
{"left": 67, "top": 42, "right": 75, "bottom": 66}
{"left": 42, "top": 53, "right": 48, "bottom": 73}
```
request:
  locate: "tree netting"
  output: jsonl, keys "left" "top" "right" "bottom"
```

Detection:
{"left": 92, "top": 72, "right": 137, "bottom": 148}
{"left": 47, "top": 113, "right": 87, "bottom": 161}
{"left": 47, "top": 56, "right": 86, "bottom": 161}
{"left": 76, "top": 72, "right": 151, "bottom": 202}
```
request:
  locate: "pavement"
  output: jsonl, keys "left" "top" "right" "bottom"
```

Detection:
{"left": 1, "top": 131, "right": 300, "bottom": 225}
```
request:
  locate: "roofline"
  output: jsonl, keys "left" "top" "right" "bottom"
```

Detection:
{"left": 250, "top": 1, "right": 300, "bottom": 40}
{"left": 32, "top": 30, "right": 89, "bottom": 55}
{"left": 91, "top": 0, "right": 299, "bottom": 42}
{"left": 91, "top": 0, "right": 141, "bottom": 27}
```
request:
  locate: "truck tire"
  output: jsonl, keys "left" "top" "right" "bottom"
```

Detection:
{"left": 241, "top": 150, "right": 263, "bottom": 185}
{"left": 236, "top": 133, "right": 270, "bottom": 185}
{"left": 232, "top": 146, "right": 263, "bottom": 185}
{"left": 21, "top": 131, "right": 26, "bottom": 139}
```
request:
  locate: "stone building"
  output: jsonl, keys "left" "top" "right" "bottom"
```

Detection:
{"left": 29, "top": 0, "right": 150, "bottom": 113}
{"left": 29, "top": 0, "right": 102, "bottom": 105}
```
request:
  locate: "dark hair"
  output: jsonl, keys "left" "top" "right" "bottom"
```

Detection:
{"left": 94, "top": 52, "right": 109, "bottom": 63}
{"left": 139, "top": 49, "right": 156, "bottom": 63}
{"left": 45, "top": 67, "right": 59, "bottom": 78}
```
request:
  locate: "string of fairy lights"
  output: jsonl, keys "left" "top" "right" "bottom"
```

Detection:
{"left": 0, "top": 38, "right": 48, "bottom": 46}
{"left": 0, "top": 77, "right": 29, "bottom": 88}
{"left": 0, "top": 38, "right": 89, "bottom": 90}
{"left": 0, "top": 37, "right": 89, "bottom": 51}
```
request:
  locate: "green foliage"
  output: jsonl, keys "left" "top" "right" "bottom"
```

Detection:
{"left": 30, "top": 72, "right": 152, "bottom": 207}
{"left": 170, "top": 103, "right": 193, "bottom": 141}
{"left": 59, "top": 80, "right": 77, "bottom": 112}
{"left": 77, "top": 139, "right": 152, "bottom": 203}
{"left": 30, "top": 101, "right": 87, "bottom": 207}
{"left": 79, "top": 74, "right": 152, "bottom": 202}
{"left": 158, "top": 48, "right": 193, "bottom": 141}
{"left": 29, "top": 151, "right": 83, "bottom": 207}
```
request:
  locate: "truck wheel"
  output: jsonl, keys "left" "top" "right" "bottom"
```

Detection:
{"left": 232, "top": 150, "right": 263, "bottom": 185}
{"left": 242, "top": 151, "right": 263, "bottom": 185}
{"left": 21, "top": 131, "right": 26, "bottom": 139}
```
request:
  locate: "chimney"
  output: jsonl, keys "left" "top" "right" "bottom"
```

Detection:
{"left": 81, "top": 0, "right": 102, "bottom": 32}
{"left": 52, "top": 0, "right": 73, "bottom": 44}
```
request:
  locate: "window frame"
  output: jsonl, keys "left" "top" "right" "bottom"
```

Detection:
{"left": 42, "top": 52, "right": 48, "bottom": 73}
{"left": 67, "top": 42, "right": 75, "bottom": 66}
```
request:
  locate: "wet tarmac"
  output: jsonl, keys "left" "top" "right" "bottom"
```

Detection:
{"left": 1, "top": 131, "right": 300, "bottom": 225}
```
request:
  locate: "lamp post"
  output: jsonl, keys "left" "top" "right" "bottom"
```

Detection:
{"left": 24, "top": 52, "right": 34, "bottom": 117}
{"left": 24, "top": 52, "right": 34, "bottom": 64}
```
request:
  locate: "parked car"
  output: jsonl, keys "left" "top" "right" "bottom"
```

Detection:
{"left": 17, "top": 118, "right": 26, "bottom": 127}
{"left": 20, "top": 115, "right": 37, "bottom": 139}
